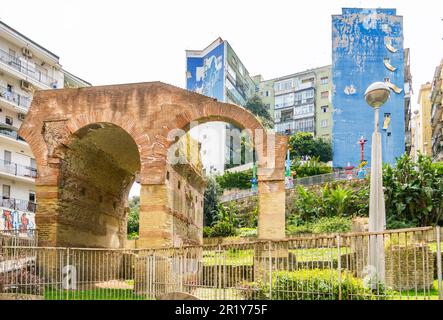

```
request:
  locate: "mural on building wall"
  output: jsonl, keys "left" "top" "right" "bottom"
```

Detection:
{"left": 186, "top": 42, "right": 225, "bottom": 102}
{"left": 1, "top": 208, "right": 35, "bottom": 235}
{"left": 332, "top": 8, "right": 405, "bottom": 168}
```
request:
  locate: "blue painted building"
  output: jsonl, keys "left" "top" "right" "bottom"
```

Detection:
{"left": 332, "top": 8, "right": 405, "bottom": 168}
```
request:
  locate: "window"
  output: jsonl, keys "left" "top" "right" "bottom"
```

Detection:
{"left": 238, "top": 64, "right": 245, "bottom": 76}
{"left": 2, "top": 185, "right": 10, "bottom": 199}
{"left": 321, "top": 91, "right": 329, "bottom": 99}
{"left": 4, "top": 150, "right": 11, "bottom": 164}
{"left": 275, "top": 93, "right": 294, "bottom": 109}
{"left": 227, "top": 64, "right": 236, "bottom": 81}
{"left": 274, "top": 79, "right": 293, "bottom": 92}
{"left": 6, "top": 84, "right": 12, "bottom": 93}
{"left": 30, "top": 158, "right": 36, "bottom": 169}
{"left": 265, "top": 91, "right": 270, "bottom": 97}
{"left": 321, "top": 120, "right": 329, "bottom": 128}
{"left": 281, "top": 109, "right": 293, "bottom": 122}
{"left": 322, "top": 106, "right": 329, "bottom": 113}
{"left": 5, "top": 116, "right": 13, "bottom": 126}
{"left": 302, "top": 77, "right": 314, "bottom": 84}
{"left": 9, "top": 49, "right": 15, "bottom": 58}
{"left": 302, "top": 90, "right": 314, "bottom": 100}
{"left": 321, "top": 77, "right": 329, "bottom": 85}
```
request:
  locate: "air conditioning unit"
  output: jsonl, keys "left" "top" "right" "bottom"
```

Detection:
{"left": 22, "top": 47, "right": 33, "bottom": 59}
{"left": 20, "top": 80, "right": 32, "bottom": 92}
{"left": 18, "top": 113, "right": 26, "bottom": 121}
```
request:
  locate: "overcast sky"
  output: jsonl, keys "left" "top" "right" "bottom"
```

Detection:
{"left": 1, "top": 0, "right": 442, "bottom": 105}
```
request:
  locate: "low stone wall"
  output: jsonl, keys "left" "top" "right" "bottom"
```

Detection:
{"left": 202, "top": 265, "right": 254, "bottom": 287}
{"left": 385, "top": 244, "right": 434, "bottom": 291}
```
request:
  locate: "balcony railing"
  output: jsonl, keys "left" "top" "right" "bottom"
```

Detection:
{"left": 0, "top": 85, "right": 31, "bottom": 110}
{"left": 0, "top": 48, "right": 57, "bottom": 87}
{"left": 0, "top": 127, "right": 26, "bottom": 142}
{"left": 0, "top": 159, "right": 37, "bottom": 179}
{"left": 0, "top": 197, "right": 37, "bottom": 213}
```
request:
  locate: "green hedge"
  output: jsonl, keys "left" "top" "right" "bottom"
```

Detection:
{"left": 287, "top": 217, "right": 352, "bottom": 236}
{"left": 216, "top": 170, "right": 252, "bottom": 191}
{"left": 269, "top": 270, "right": 389, "bottom": 300}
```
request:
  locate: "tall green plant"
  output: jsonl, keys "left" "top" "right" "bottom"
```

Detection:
{"left": 203, "top": 177, "right": 221, "bottom": 227}
{"left": 383, "top": 154, "right": 443, "bottom": 227}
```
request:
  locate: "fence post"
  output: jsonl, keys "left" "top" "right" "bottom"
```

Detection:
{"left": 66, "top": 248, "right": 70, "bottom": 301}
{"left": 268, "top": 241, "right": 272, "bottom": 300}
{"left": 337, "top": 234, "right": 342, "bottom": 301}
{"left": 437, "top": 226, "right": 442, "bottom": 301}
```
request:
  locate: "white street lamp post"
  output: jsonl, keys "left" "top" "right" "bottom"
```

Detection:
{"left": 364, "top": 82, "right": 391, "bottom": 289}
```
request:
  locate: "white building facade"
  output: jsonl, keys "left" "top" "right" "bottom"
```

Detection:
{"left": 0, "top": 20, "right": 89, "bottom": 233}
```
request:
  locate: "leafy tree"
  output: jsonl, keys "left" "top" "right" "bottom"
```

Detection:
{"left": 244, "top": 95, "right": 274, "bottom": 129}
{"left": 203, "top": 177, "right": 221, "bottom": 227}
{"left": 289, "top": 132, "right": 332, "bottom": 163}
{"left": 127, "top": 196, "right": 140, "bottom": 236}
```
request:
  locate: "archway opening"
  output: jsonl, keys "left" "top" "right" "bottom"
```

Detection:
{"left": 59, "top": 123, "right": 141, "bottom": 248}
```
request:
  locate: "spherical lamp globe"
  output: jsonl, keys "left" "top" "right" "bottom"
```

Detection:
{"left": 364, "top": 82, "right": 391, "bottom": 109}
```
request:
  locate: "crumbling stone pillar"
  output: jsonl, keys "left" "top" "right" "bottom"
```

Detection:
{"left": 138, "top": 184, "right": 173, "bottom": 248}
{"left": 35, "top": 185, "right": 60, "bottom": 247}
{"left": 257, "top": 180, "right": 286, "bottom": 240}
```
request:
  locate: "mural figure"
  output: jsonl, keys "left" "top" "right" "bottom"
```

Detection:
{"left": 20, "top": 212, "right": 29, "bottom": 232}
{"left": 197, "top": 55, "right": 223, "bottom": 99}
{"left": 2, "top": 209, "right": 13, "bottom": 230}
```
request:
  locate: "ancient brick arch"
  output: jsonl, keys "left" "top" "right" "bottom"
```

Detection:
{"left": 19, "top": 82, "right": 287, "bottom": 248}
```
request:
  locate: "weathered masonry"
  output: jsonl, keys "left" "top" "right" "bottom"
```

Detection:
{"left": 19, "top": 82, "right": 287, "bottom": 248}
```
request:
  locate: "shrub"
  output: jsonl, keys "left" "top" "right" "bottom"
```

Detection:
{"left": 269, "top": 269, "right": 388, "bottom": 300}
{"left": 216, "top": 170, "right": 253, "bottom": 191}
{"left": 210, "top": 221, "right": 237, "bottom": 238}
{"left": 311, "top": 217, "right": 351, "bottom": 234}
{"left": 292, "top": 157, "right": 332, "bottom": 178}
{"left": 238, "top": 228, "right": 257, "bottom": 238}
{"left": 286, "top": 224, "right": 312, "bottom": 235}
{"left": 383, "top": 154, "right": 443, "bottom": 227}
{"left": 203, "top": 226, "right": 213, "bottom": 238}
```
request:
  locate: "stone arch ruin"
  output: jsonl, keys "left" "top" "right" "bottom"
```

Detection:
{"left": 19, "top": 82, "right": 287, "bottom": 248}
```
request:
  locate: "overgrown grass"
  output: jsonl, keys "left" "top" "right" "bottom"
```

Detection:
{"left": 44, "top": 288, "right": 146, "bottom": 300}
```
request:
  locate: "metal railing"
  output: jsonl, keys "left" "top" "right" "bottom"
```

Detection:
{"left": 0, "top": 227, "right": 441, "bottom": 300}
{"left": 295, "top": 168, "right": 371, "bottom": 187}
{"left": 0, "top": 198, "right": 37, "bottom": 213}
{"left": 219, "top": 169, "right": 370, "bottom": 203}
{"left": 0, "top": 229, "right": 37, "bottom": 248}
{"left": 0, "top": 48, "right": 57, "bottom": 87}
{"left": 0, "top": 159, "right": 37, "bottom": 179}
{"left": 0, "top": 85, "right": 31, "bottom": 110}
{"left": 0, "top": 128, "right": 27, "bottom": 142}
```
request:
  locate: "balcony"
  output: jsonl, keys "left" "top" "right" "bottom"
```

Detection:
{"left": 0, "top": 159, "right": 37, "bottom": 180}
{"left": 0, "top": 197, "right": 37, "bottom": 213}
{"left": 0, "top": 48, "right": 57, "bottom": 88}
{"left": 0, "top": 85, "right": 32, "bottom": 111}
{"left": 0, "top": 124, "right": 26, "bottom": 143}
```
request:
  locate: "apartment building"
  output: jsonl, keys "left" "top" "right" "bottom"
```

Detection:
{"left": 413, "top": 83, "right": 433, "bottom": 158}
{"left": 0, "top": 20, "right": 89, "bottom": 232}
{"left": 186, "top": 38, "right": 256, "bottom": 175}
{"left": 430, "top": 59, "right": 443, "bottom": 162}
{"left": 332, "top": 8, "right": 406, "bottom": 168}
{"left": 255, "top": 65, "right": 333, "bottom": 140}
